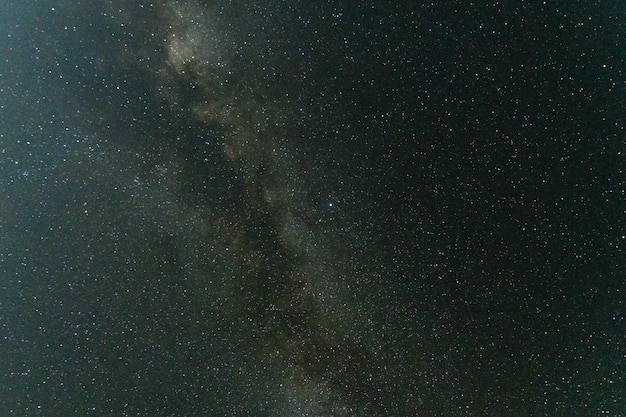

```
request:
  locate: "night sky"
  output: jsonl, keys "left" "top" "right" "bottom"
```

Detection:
{"left": 1, "top": 1, "right": 624, "bottom": 416}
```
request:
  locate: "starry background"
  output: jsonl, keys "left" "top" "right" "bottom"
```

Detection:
{"left": 0, "top": 1, "right": 624, "bottom": 416}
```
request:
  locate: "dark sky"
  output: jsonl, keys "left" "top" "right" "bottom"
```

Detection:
{"left": 1, "top": 1, "right": 624, "bottom": 416}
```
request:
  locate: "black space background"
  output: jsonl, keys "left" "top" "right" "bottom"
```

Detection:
{"left": 0, "top": 1, "right": 624, "bottom": 416}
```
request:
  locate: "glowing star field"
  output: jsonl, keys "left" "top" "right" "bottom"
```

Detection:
{"left": 0, "top": 1, "right": 623, "bottom": 416}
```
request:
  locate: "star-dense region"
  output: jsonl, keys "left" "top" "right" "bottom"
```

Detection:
{"left": 0, "top": 1, "right": 624, "bottom": 416}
